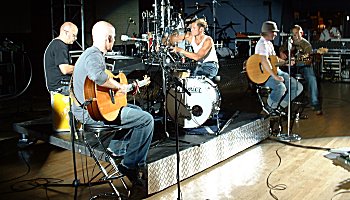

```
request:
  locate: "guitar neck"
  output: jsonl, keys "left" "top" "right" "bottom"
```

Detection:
{"left": 126, "top": 83, "right": 136, "bottom": 93}
{"left": 125, "top": 79, "right": 148, "bottom": 93}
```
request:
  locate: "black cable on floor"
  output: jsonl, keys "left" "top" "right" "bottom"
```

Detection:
{"left": 266, "top": 145, "right": 287, "bottom": 200}
{"left": 268, "top": 137, "right": 332, "bottom": 151}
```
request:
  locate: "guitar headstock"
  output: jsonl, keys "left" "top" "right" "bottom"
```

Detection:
{"left": 317, "top": 47, "right": 329, "bottom": 54}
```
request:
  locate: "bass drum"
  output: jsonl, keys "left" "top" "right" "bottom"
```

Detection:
{"left": 166, "top": 76, "right": 221, "bottom": 128}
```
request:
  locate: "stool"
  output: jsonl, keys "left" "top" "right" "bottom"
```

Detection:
{"left": 256, "top": 85, "right": 272, "bottom": 114}
{"left": 51, "top": 92, "right": 71, "bottom": 132}
{"left": 82, "top": 124, "right": 130, "bottom": 198}
{"left": 293, "top": 73, "right": 308, "bottom": 121}
{"left": 255, "top": 85, "right": 284, "bottom": 135}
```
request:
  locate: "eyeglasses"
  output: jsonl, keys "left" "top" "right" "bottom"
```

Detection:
{"left": 64, "top": 30, "right": 77, "bottom": 39}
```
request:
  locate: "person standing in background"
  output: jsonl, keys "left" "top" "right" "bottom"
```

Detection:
{"left": 319, "top": 20, "right": 341, "bottom": 42}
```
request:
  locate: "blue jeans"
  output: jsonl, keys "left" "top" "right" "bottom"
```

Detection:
{"left": 299, "top": 66, "right": 319, "bottom": 106}
{"left": 82, "top": 104, "right": 154, "bottom": 169}
{"left": 193, "top": 62, "right": 219, "bottom": 79}
{"left": 265, "top": 69, "right": 303, "bottom": 109}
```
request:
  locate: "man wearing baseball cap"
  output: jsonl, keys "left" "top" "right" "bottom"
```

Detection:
{"left": 254, "top": 21, "right": 303, "bottom": 114}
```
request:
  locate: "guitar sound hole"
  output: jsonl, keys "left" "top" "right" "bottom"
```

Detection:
{"left": 259, "top": 63, "right": 264, "bottom": 73}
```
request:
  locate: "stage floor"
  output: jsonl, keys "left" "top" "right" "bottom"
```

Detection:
{"left": 13, "top": 111, "right": 269, "bottom": 194}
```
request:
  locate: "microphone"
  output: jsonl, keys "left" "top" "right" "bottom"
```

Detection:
{"left": 173, "top": 77, "right": 191, "bottom": 96}
{"left": 129, "top": 17, "right": 136, "bottom": 25}
{"left": 120, "top": 35, "right": 148, "bottom": 42}
{"left": 280, "top": 32, "right": 293, "bottom": 37}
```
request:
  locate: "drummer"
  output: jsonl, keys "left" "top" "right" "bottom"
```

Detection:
{"left": 171, "top": 18, "right": 219, "bottom": 79}
{"left": 167, "top": 28, "right": 192, "bottom": 49}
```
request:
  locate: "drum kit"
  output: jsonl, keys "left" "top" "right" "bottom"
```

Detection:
{"left": 120, "top": 0, "right": 222, "bottom": 130}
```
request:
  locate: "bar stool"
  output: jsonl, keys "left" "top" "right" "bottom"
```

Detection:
{"left": 292, "top": 72, "right": 308, "bottom": 121}
{"left": 255, "top": 84, "right": 284, "bottom": 135}
{"left": 82, "top": 124, "right": 130, "bottom": 199}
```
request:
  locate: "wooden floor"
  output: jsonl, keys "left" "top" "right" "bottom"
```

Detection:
{"left": 1, "top": 80, "right": 350, "bottom": 200}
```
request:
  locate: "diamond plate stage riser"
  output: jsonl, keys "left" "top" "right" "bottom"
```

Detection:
{"left": 147, "top": 118, "right": 269, "bottom": 194}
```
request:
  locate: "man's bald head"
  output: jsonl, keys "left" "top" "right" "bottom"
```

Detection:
{"left": 92, "top": 21, "right": 115, "bottom": 43}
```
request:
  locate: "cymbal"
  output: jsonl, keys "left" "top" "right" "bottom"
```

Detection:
{"left": 222, "top": 22, "right": 241, "bottom": 26}
{"left": 185, "top": 7, "right": 206, "bottom": 19}
{"left": 187, "top": 3, "right": 208, "bottom": 9}
{"left": 208, "top": 26, "right": 222, "bottom": 30}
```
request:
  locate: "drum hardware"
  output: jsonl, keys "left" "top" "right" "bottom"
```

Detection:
{"left": 187, "top": 3, "right": 208, "bottom": 9}
{"left": 139, "top": 0, "right": 223, "bottom": 131}
{"left": 222, "top": 1, "right": 253, "bottom": 33}
{"left": 185, "top": 7, "right": 206, "bottom": 23}
{"left": 166, "top": 76, "right": 221, "bottom": 129}
{"left": 211, "top": 0, "right": 221, "bottom": 40}
{"left": 216, "top": 21, "right": 240, "bottom": 35}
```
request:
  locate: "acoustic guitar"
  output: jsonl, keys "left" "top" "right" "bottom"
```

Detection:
{"left": 84, "top": 71, "right": 150, "bottom": 122}
{"left": 245, "top": 54, "right": 284, "bottom": 84}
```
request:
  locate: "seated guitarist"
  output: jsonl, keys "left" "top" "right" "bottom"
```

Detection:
{"left": 71, "top": 21, "right": 154, "bottom": 187}
{"left": 255, "top": 21, "right": 303, "bottom": 114}
{"left": 279, "top": 25, "right": 322, "bottom": 115}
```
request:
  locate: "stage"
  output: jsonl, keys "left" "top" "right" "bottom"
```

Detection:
{"left": 12, "top": 111, "right": 270, "bottom": 195}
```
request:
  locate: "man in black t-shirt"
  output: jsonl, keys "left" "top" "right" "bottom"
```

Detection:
{"left": 44, "top": 22, "right": 78, "bottom": 95}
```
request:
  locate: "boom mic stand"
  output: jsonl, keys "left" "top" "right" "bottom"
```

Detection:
{"left": 275, "top": 36, "right": 301, "bottom": 142}
{"left": 174, "top": 72, "right": 182, "bottom": 200}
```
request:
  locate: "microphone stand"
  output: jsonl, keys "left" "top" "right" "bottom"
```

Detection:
{"left": 124, "top": 19, "right": 134, "bottom": 56}
{"left": 174, "top": 76, "right": 181, "bottom": 200}
{"left": 45, "top": 97, "right": 110, "bottom": 199}
{"left": 275, "top": 36, "right": 301, "bottom": 142}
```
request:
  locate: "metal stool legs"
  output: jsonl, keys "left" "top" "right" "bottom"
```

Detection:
{"left": 83, "top": 129, "right": 130, "bottom": 199}
{"left": 256, "top": 85, "right": 283, "bottom": 135}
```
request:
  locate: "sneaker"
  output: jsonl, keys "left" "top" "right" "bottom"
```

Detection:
{"left": 106, "top": 148, "right": 123, "bottom": 160}
{"left": 311, "top": 105, "right": 323, "bottom": 115}
{"left": 117, "top": 164, "right": 143, "bottom": 186}
{"left": 264, "top": 105, "right": 286, "bottom": 117}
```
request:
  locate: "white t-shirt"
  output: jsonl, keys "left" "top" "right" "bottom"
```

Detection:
{"left": 255, "top": 36, "right": 276, "bottom": 56}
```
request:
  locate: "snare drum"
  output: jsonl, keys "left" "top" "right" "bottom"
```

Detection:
{"left": 172, "top": 69, "right": 191, "bottom": 79}
{"left": 167, "top": 76, "right": 221, "bottom": 128}
{"left": 51, "top": 92, "right": 70, "bottom": 132}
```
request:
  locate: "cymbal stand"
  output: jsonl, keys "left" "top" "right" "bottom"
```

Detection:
{"left": 223, "top": 1, "right": 253, "bottom": 33}
{"left": 212, "top": 0, "right": 220, "bottom": 40}
{"left": 274, "top": 36, "right": 301, "bottom": 142}
{"left": 161, "top": 48, "right": 170, "bottom": 138}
